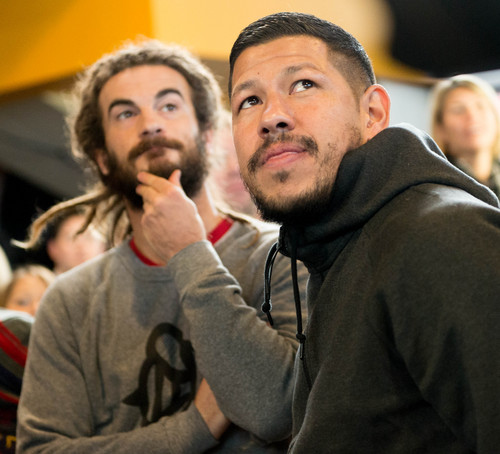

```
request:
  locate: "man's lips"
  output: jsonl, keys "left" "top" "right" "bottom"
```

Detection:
{"left": 248, "top": 134, "right": 318, "bottom": 174}
{"left": 128, "top": 138, "right": 184, "bottom": 162}
{"left": 260, "top": 144, "right": 305, "bottom": 166}
{"left": 130, "top": 147, "right": 165, "bottom": 165}
{"left": 142, "top": 146, "right": 168, "bottom": 157}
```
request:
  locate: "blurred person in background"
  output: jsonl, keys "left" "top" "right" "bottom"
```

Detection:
{"left": 0, "top": 308, "right": 33, "bottom": 454}
{"left": 430, "top": 74, "right": 500, "bottom": 198}
{"left": 209, "top": 109, "right": 259, "bottom": 217}
{"left": 0, "top": 246, "right": 12, "bottom": 293}
{"left": 45, "top": 206, "right": 107, "bottom": 275}
{"left": 1, "top": 264, "right": 55, "bottom": 317}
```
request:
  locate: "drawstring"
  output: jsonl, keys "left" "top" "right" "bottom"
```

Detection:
{"left": 262, "top": 232, "right": 312, "bottom": 390}
{"left": 289, "top": 233, "right": 306, "bottom": 358}
{"left": 262, "top": 242, "right": 279, "bottom": 326}
{"left": 289, "top": 231, "right": 312, "bottom": 390}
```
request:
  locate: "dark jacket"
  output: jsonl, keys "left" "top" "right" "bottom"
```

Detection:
{"left": 276, "top": 124, "right": 500, "bottom": 453}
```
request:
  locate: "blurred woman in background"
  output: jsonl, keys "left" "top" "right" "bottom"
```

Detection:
{"left": 430, "top": 74, "right": 500, "bottom": 198}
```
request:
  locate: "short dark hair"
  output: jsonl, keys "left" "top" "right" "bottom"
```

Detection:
{"left": 229, "top": 12, "right": 376, "bottom": 99}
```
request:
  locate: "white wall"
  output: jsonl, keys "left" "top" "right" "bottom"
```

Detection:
{"left": 380, "top": 78, "right": 432, "bottom": 134}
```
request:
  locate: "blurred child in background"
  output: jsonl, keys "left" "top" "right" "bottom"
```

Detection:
{"left": 1, "top": 265, "right": 55, "bottom": 316}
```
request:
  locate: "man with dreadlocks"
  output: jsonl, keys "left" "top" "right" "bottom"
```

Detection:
{"left": 16, "top": 39, "right": 307, "bottom": 453}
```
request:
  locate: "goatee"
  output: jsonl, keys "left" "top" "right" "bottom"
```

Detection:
{"left": 244, "top": 128, "right": 362, "bottom": 226}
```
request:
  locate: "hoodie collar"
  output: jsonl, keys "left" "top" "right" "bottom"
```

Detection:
{"left": 278, "top": 124, "right": 499, "bottom": 271}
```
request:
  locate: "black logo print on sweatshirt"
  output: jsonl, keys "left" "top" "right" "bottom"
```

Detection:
{"left": 123, "top": 323, "right": 196, "bottom": 426}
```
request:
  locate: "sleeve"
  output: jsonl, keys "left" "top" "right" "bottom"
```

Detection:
{"left": 16, "top": 286, "right": 218, "bottom": 454}
{"left": 382, "top": 202, "right": 500, "bottom": 453}
{"left": 168, "top": 238, "right": 308, "bottom": 442}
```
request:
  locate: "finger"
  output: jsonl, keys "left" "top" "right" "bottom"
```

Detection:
{"left": 137, "top": 171, "right": 166, "bottom": 189}
{"left": 135, "top": 183, "right": 155, "bottom": 203}
{"left": 169, "top": 169, "right": 182, "bottom": 188}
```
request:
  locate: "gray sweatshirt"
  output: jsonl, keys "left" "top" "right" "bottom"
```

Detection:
{"left": 17, "top": 218, "right": 306, "bottom": 453}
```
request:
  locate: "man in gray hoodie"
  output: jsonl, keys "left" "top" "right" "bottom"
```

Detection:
{"left": 225, "top": 11, "right": 500, "bottom": 453}
{"left": 17, "top": 39, "right": 307, "bottom": 453}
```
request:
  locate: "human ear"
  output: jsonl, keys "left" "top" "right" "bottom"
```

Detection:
{"left": 95, "top": 149, "right": 110, "bottom": 176}
{"left": 46, "top": 239, "right": 59, "bottom": 263}
{"left": 361, "top": 84, "right": 391, "bottom": 139}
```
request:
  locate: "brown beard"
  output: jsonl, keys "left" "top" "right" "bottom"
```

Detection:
{"left": 102, "top": 135, "right": 208, "bottom": 210}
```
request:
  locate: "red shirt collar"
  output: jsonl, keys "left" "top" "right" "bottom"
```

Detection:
{"left": 207, "top": 217, "right": 234, "bottom": 245}
{"left": 130, "top": 217, "right": 234, "bottom": 266}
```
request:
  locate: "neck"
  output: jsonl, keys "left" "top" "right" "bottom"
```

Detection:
{"left": 126, "top": 183, "right": 222, "bottom": 266}
{"left": 454, "top": 148, "right": 492, "bottom": 183}
{"left": 53, "top": 266, "right": 66, "bottom": 276}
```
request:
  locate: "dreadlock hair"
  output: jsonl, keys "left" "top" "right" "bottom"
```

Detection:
{"left": 20, "top": 38, "right": 222, "bottom": 249}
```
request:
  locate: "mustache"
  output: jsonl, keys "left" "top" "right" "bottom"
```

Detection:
{"left": 248, "top": 133, "right": 319, "bottom": 173}
{"left": 128, "top": 137, "right": 184, "bottom": 163}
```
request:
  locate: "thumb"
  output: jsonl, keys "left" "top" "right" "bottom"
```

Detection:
{"left": 169, "top": 169, "right": 182, "bottom": 188}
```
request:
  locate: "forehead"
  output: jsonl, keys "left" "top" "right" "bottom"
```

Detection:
{"left": 445, "top": 86, "right": 484, "bottom": 103}
{"left": 99, "top": 64, "right": 193, "bottom": 108}
{"left": 11, "top": 274, "right": 46, "bottom": 292}
{"left": 57, "top": 214, "right": 85, "bottom": 233}
{"left": 232, "top": 36, "right": 332, "bottom": 88}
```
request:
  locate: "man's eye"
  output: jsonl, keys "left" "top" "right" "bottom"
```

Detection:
{"left": 294, "top": 80, "right": 314, "bottom": 93}
{"left": 161, "top": 103, "right": 177, "bottom": 112}
{"left": 240, "top": 96, "right": 260, "bottom": 110}
{"left": 116, "top": 110, "right": 134, "bottom": 120}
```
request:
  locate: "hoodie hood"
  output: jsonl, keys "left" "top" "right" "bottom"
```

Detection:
{"left": 261, "top": 123, "right": 499, "bottom": 392}
{"left": 278, "top": 124, "right": 499, "bottom": 271}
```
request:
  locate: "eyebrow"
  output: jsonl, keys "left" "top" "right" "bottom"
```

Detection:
{"left": 107, "top": 88, "right": 184, "bottom": 114}
{"left": 107, "top": 99, "right": 134, "bottom": 115}
{"left": 156, "top": 88, "right": 184, "bottom": 100}
{"left": 232, "top": 80, "right": 256, "bottom": 99}
{"left": 232, "top": 63, "right": 320, "bottom": 99}
{"left": 284, "top": 63, "right": 316, "bottom": 75}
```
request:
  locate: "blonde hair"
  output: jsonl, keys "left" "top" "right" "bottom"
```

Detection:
{"left": 1, "top": 265, "right": 55, "bottom": 308}
{"left": 430, "top": 74, "right": 500, "bottom": 159}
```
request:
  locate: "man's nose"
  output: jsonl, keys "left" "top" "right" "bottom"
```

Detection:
{"left": 259, "top": 96, "right": 295, "bottom": 138}
{"left": 140, "top": 110, "right": 164, "bottom": 138}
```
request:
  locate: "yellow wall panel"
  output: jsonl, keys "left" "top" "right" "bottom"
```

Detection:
{"left": 151, "top": 0, "right": 421, "bottom": 79}
{"left": 0, "top": 0, "right": 153, "bottom": 95}
{"left": 0, "top": 0, "right": 422, "bottom": 97}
